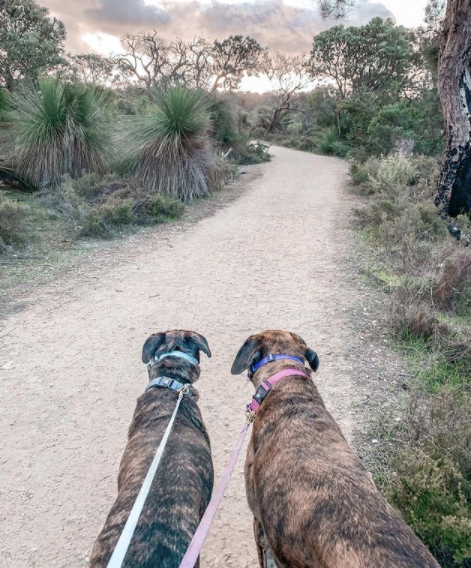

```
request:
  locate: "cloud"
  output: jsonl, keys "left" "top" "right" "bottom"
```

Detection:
{"left": 42, "top": 0, "right": 394, "bottom": 56}
{"left": 85, "top": 0, "right": 170, "bottom": 26}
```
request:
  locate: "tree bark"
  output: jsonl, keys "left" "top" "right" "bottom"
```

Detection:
{"left": 266, "top": 108, "right": 284, "bottom": 134}
{"left": 435, "top": 0, "right": 471, "bottom": 217}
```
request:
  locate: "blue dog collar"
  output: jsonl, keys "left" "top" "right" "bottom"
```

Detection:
{"left": 146, "top": 376, "right": 194, "bottom": 397}
{"left": 250, "top": 354, "right": 305, "bottom": 375}
{"left": 147, "top": 350, "right": 199, "bottom": 371}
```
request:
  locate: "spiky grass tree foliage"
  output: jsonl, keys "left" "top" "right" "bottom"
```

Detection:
{"left": 7, "top": 79, "right": 113, "bottom": 188}
{"left": 120, "top": 87, "right": 220, "bottom": 202}
{"left": 0, "top": 88, "right": 9, "bottom": 122}
{"left": 206, "top": 94, "right": 238, "bottom": 148}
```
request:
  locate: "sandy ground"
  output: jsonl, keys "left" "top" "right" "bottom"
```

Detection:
{"left": 0, "top": 146, "right": 363, "bottom": 567}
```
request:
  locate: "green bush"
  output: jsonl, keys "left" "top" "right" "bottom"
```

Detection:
{"left": 351, "top": 149, "right": 471, "bottom": 566}
{"left": 0, "top": 197, "right": 31, "bottom": 247}
{"left": 238, "top": 141, "right": 271, "bottom": 165}
{"left": 43, "top": 175, "right": 184, "bottom": 237}
{"left": 366, "top": 95, "right": 444, "bottom": 157}
{"left": 389, "top": 389, "right": 471, "bottom": 566}
{"left": 350, "top": 162, "right": 370, "bottom": 185}
{"left": 4, "top": 79, "right": 114, "bottom": 188}
{"left": 390, "top": 449, "right": 471, "bottom": 566}
{"left": 371, "top": 151, "right": 418, "bottom": 192}
{"left": 316, "top": 127, "right": 349, "bottom": 157}
{"left": 207, "top": 95, "right": 239, "bottom": 149}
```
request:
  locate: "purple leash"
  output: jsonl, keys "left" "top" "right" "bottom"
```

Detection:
{"left": 179, "top": 423, "right": 251, "bottom": 568}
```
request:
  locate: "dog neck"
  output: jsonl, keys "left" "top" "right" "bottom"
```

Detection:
{"left": 148, "top": 357, "right": 200, "bottom": 385}
{"left": 250, "top": 359, "right": 309, "bottom": 389}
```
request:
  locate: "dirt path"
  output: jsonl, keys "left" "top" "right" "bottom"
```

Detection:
{"left": 0, "top": 146, "right": 360, "bottom": 567}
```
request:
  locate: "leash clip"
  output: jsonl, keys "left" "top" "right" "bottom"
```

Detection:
{"left": 179, "top": 384, "right": 191, "bottom": 396}
{"left": 245, "top": 405, "right": 256, "bottom": 423}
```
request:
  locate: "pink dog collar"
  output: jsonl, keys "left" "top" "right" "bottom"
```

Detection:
{"left": 247, "top": 368, "right": 309, "bottom": 417}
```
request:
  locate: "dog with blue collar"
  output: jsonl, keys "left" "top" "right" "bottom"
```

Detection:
{"left": 90, "top": 330, "right": 214, "bottom": 568}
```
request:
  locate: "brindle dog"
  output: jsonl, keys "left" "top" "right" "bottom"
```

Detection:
{"left": 90, "top": 330, "right": 214, "bottom": 568}
{"left": 232, "top": 330, "right": 439, "bottom": 568}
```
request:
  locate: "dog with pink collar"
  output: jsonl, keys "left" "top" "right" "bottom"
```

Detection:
{"left": 231, "top": 330, "right": 439, "bottom": 568}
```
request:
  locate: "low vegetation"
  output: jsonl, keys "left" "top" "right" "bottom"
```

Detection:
{"left": 351, "top": 152, "right": 471, "bottom": 566}
{"left": 42, "top": 174, "right": 185, "bottom": 237}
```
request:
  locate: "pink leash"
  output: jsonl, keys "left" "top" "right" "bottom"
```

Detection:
{"left": 179, "top": 422, "right": 251, "bottom": 568}
{"left": 179, "top": 368, "right": 308, "bottom": 567}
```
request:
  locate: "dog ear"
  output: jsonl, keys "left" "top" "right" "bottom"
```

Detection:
{"left": 231, "top": 336, "right": 262, "bottom": 375}
{"left": 142, "top": 332, "right": 166, "bottom": 364}
{"left": 186, "top": 332, "right": 212, "bottom": 358}
{"left": 305, "top": 348, "right": 320, "bottom": 372}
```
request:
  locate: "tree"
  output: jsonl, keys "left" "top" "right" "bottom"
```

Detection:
{"left": 316, "top": 0, "right": 471, "bottom": 217}
{"left": 0, "top": 0, "right": 66, "bottom": 90}
{"left": 307, "top": 18, "right": 414, "bottom": 99}
{"left": 113, "top": 31, "right": 170, "bottom": 89}
{"left": 69, "top": 54, "right": 115, "bottom": 86}
{"left": 262, "top": 54, "right": 311, "bottom": 134}
{"left": 434, "top": 0, "right": 471, "bottom": 217}
{"left": 113, "top": 32, "right": 213, "bottom": 89}
{"left": 315, "top": 0, "right": 354, "bottom": 18}
{"left": 211, "top": 36, "right": 265, "bottom": 92}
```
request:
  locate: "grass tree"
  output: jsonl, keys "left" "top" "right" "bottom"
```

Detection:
{"left": 119, "top": 86, "right": 224, "bottom": 202}
{"left": 5, "top": 78, "right": 114, "bottom": 188}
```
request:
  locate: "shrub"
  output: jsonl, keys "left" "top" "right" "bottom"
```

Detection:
{"left": 389, "top": 390, "right": 471, "bottom": 566}
{"left": 350, "top": 162, "right": 370, "bottom": 185}
{"left": 287, "top": 121, "right": 302, "bottom": 136}
{"left": 366, "top": 95, "right": 444, "bottom": 157}
{"left": 433, "top": 250, "right": 471, "bottom": 311}
{"left": 238, "top": 141, "right": 271, "bottom": 165}
{"left": 0, "top": 197, "right": 31, "bottom": 246}
{"left": 43, "top": 175, "right": 184, "bottom": 237}
{"left": 316, "top": 127, "right": 349, "bottom": 157}
{"left": 118, "top": 87, "right": 224, "bottom": 202}
{"left": 297, "top": 136, "right": 317, "bottom": 152}
{"left": 390, "top": 285, "right": 450, "bottom": 343}
{"left": 389, "top": 449, "right": 471, "bottom": 566}
{"left": 5, "top": 79, "right": 114, "bottom": 188}
{"left": 371, "top": 151, "right": 418, "bottom": 192}
{"left": 207, "top": 95, "right": 238, "bottom": 149}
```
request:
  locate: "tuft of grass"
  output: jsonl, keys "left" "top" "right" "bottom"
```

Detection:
{"left": 4, "top": 79, "right": 114, "bottom": 189}
{"left": 117, "top": 86, "right": 225, "bottom": 203}
{"left": 316, "top": 127, "right": 349, "bottom": 157}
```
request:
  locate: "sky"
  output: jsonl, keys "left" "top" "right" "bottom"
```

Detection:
{"left": 41, "top": 0, "right": 430, "bottom": 92}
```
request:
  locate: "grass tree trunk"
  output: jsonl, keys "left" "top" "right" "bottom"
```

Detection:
{"left": 435, "top": 0, "right": 471, "bottom": 217}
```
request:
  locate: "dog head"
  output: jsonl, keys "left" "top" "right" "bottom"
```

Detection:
{"left": 142, "top": 330, "right": 211, "bottom": 382}
{"left": 231, "top": 330, "right": 319, "bottom": 377}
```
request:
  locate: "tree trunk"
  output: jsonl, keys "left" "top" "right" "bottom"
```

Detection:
{"left": 211, "top": 75, "right": 222, "bottom": 91}
{"left": 435, "top": 0, "right": 471, "bottom": 217}
{"left": 266, "top": 108, "right": 282, "bottom": 134}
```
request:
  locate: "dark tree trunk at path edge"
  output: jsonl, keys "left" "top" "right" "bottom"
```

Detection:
{"left": 435, "top": 0, "right": 471, "bottom": 217}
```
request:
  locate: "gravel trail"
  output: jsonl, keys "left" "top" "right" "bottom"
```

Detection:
{"left": 0, "top": 146, "right": 359, "bottom": 567}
